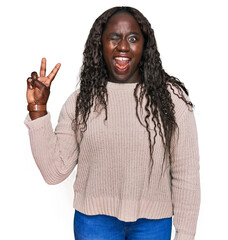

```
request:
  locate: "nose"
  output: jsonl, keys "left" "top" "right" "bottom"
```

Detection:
{"left": 116, "top": 39, "right": 130, "bottom": 52}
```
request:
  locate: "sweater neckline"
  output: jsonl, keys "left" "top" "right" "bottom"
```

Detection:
{"left": 106, "top": 81, "right": 138, "bottom": 91}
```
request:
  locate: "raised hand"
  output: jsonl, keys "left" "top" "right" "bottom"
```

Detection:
{"left": 26, "top": 58, "right": 61, "bottom": 105}
{"left": 26, "top": 58, "right": 61, "bottom": 120}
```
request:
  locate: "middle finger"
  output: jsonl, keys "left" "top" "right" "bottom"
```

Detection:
{"left": 47, "top": 63, "right": 61, "bottom": 84}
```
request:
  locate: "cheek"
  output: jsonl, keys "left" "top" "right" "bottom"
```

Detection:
{"left": 105, "top": 41, "right": 117, "bottom": 52}
{"left": 103, "top": 43, "right": 116, "bottom": 62}
{"left": 132, "top": 45, "right": 144, "bottom": 61}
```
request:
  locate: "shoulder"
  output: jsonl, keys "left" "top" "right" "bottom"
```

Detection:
{"left": 167, "top": 83, "right": 193, "bottom": 122}
{"left": 65, "top": 88, "right": 80, "bottom": 104}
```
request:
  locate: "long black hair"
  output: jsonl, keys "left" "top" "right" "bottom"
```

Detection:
{"left": 72, "top": 6, "right": 193, "bottom": 184}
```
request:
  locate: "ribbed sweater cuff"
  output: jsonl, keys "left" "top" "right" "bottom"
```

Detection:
{"left": 175, "top": 232, "right": 195, "bottom": 240}
{"left": 24, "top": 112, "right": 51, "bottom": 130}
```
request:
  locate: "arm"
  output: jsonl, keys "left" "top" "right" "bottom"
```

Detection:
{"left": 171, "top": 107, "right": 201, "bottom": 240}
{"left": 24, "top": 90, "right": 79, "bottom": 185}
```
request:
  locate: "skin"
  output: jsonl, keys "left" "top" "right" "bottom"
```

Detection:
{"left": 26, "top": 58, "right": 61, "bottom": 120}
{"left": 102, "top": 12, "right": 144, "bottom": 83}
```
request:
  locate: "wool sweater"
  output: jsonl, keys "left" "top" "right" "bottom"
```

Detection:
{"left": 24, "top": 81, "right": 201, "bottom": 240}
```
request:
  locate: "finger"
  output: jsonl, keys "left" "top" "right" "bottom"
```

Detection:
{"left": 27, "top": 89, "right": 35, "bottom": 104}
{"left": 40, "top": 57, "right": 46, "bottom": 77}
{"left": 33, "top": 79, "right": 50, "bottom": 91}
{"left": 27, "top": 77, "right": 33, "bottom": 90}
{"left": 31, "top": 71, "right": 38, "bottom": 80}
{"left": 27, "top": 77, "right": 35, "bottom": 104}
{"left": 47, "top": 63, "right": 61, "bottom": 84}
{"left": 37, "top": 76, "right": 49, "bottom": 88}
{"left": 27, "top": 85, "right": 34, "bottom": 100}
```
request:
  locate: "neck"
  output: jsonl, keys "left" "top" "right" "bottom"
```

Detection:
{"left": 107, "top": 69, "right": 142, "bottom": 84}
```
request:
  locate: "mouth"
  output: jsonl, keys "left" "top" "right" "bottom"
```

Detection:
{"left": 113, "top": 56, "right": 131, "bottom": 72}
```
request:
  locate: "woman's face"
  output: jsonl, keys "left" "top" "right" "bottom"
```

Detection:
{"left": 102, "top": 12, "right": 144, "bottom": 83}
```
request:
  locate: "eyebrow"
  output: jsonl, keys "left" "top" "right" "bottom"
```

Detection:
{"left": 108, "top": 32, "right": 141, "bottom": 36}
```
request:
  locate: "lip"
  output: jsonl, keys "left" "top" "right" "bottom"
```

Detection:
{"left": 113, "top": 55, "right": 131, "bottom": 60}
{"left": 113, "top": 55, "right": 131, "bottom": 73}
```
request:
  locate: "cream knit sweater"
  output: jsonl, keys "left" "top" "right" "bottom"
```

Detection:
{"left": 24, "top": 81, "right": 201, "bottom": 240}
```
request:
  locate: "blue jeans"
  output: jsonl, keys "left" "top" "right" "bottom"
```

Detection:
{"left": 74, "top": 209, "right": 172, "bottom": 240}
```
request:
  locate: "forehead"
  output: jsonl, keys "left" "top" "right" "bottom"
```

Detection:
{"left": 104, "top": 12, "right": 142, "bottom": 33}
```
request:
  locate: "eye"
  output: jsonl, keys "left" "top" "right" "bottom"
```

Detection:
{"left": 128, "top": 36, "right": 137, "bottom": 43}
{"left": 111, "top": 38, "right": 119, "bottom": 41}
{"left": 109, "top": 36, "right": 120, "bottom": 41}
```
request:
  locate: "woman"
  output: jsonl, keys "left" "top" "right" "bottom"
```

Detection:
{"left": 25, "top": 6, "right": 201, "bottom": 240}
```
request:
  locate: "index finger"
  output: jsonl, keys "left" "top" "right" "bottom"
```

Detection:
{"left": 40, "top": 57, "right": 46, "bottom": 77}
{"left": 47, "top": 63, "right": 61, "bottom": 84}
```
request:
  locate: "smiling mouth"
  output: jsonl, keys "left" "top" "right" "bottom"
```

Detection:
{"left": 114, "top": 57, "right": 131, "bottom": 71}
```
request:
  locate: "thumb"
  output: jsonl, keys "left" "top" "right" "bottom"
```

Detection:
{"left": 32, "top": 79, "right": 50, "bottom": 92}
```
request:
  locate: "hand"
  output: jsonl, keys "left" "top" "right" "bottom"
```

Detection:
{"left": 26, "top": 58, "right": 61, "bottom": 105}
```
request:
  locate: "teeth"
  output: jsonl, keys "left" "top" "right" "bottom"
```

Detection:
{"left": 115, "top": 57, "right": 130, "bottom": 61}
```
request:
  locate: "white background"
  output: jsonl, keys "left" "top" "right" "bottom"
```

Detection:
{"left": 0, "top": 0, "right": 227, "bottom": 239}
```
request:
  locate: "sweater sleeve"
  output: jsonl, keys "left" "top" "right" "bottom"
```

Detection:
{"left": 171, "top": 107, "right": 201, "bottom": 240}
{"left": 24, "top": 90, "right": 79, "bottom": 185}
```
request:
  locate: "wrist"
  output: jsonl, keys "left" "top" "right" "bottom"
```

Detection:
{"left": 27, "top": 104, "right": 46, "bottom": 112}
{"left": 27, "top": 104, "right": 47, "bottom": 120}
